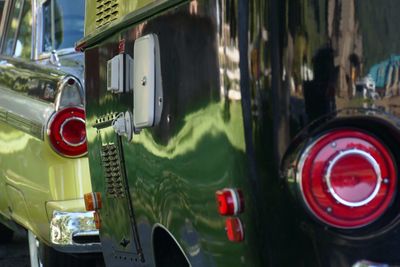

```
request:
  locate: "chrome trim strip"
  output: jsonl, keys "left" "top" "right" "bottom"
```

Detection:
{"left": 12, "top": 0, "right": 25, "bottom": 56}
{"left": 0, "top": 86, "right": 55, "bottom": 139}
{"left": 0, "top": 0, "right": 11, "bottom": 51}
{"left": 33, "top": 0, "right": 42, "bottom": 60}
{"left": 33, "top": 0, "right": 77, "bottom": 60}
{"left": 325, "top": 149, "right": 382, "bottom": 207}
{"left": 6, "top": 111, "right": 42, "bottom": 139}
{"left": 0, "top": 107, "right": 6, "bottom": 121}
{"left": 55, "top": 76, "right": 84, "bottom": 111}
{"left": 352, "top": 260, "right": 390, "bottom": 267}
{"left": 296, "top": 137, "right": 318, "bottom": 210}
{"left": 36, "top": 48, "right": 76, "bottom": 60}
{"left": 31, "top": 0, "right": 38, "bottom": 60}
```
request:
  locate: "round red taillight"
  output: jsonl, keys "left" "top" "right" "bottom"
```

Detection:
{"left": 48, "top": 107, "right": 87, "bottom": 157}
{"left": 298, "top": 129, "right": 396, "bottom": 229}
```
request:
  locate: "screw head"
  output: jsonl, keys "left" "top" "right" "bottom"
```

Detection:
{"left": 141, "top": 77, "right": 147, "bottom": 86}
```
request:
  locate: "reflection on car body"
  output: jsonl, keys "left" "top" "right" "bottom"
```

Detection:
{"left": 0, "top": 0, "right": 101, "bottom": 266}
{"left": 79, "top": 0, "right": 400, "bottom": 267}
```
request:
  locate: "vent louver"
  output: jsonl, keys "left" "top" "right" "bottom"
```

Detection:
{"left": 101, "top": 143, "right": 125, "bottom": 198}
{"left": 96, "top": 0, "right": 119, "bottom": 29}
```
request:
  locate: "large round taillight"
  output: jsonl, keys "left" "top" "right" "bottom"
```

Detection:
{"left": 48, "top": 107, "right": 87, "bottom": 157}
{"left": 298, "top": 129, "right": 397, "bottom": 229}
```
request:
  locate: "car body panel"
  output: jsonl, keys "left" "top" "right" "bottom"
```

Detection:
{"left": 80, "top": 0, "right": 400, "bottom": 266}
{"left": 81, "top": 0, "right": 268, "bottom": 266}
{"left": 0, "top": 0, "right": 99, "bottom": 253}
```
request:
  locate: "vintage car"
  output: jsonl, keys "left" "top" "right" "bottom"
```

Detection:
{"left": 0, "top": 0, "right": 100, "bottom": 266}
{"left": 78, "top": 0, "right": 400, "bottom": 266}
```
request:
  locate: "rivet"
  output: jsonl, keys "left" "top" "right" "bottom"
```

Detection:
{"left": 326, "top": 207, "right": 332, "bottom": 213}
{"left": 331, "top": 142, "right": 337, "bottom": 148}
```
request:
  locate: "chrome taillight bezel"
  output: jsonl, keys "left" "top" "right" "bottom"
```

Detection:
{"left": 47, "top": 106, "right": 87, "bottom": 158}
{"left": 296, "top": 129, "right": 397, "bottom": 229}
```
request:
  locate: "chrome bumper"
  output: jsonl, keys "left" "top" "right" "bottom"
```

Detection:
{"left": 353, "top": 260, "right": 389, "bottom": 267}
{"left": 50, "top": 211, "right": 101, "bottom": 253}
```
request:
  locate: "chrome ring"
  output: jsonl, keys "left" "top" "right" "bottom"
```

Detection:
{"left": 59, "top": 117, "right": 86, "bottom": 147}
{"left": 325, "top": 149, "right": 382, "bottom": 207}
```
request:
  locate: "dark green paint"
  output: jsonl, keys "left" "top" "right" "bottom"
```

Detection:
{"left": 82, "top": 0, "right": 400, "bottom": 266}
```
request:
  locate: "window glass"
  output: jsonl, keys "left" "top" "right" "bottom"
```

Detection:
{"left": 0, "top": 1, "right": 6, "bottom": 27}
{"left": 14, "top": 0, "right": 32, "bottom": 58}
{"left": 2, "top": 0, "right": 23, "bottom": 55}
{"left": 42, "top": 0, "right": 84, "bottom": 52}
{"left": 42, "top": 0, "right": 51, "bottom": 51}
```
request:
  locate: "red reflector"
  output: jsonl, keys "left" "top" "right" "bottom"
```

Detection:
{"left": 298, "top": 129, "right": 397, "bottom": 228}
{"left": 225, "top": 217, "right": 244, "bottom": 242}
{"left": 48, "top": 107, "right": 87, "bottom": 157}
{"left": 216, "top": 188, "right": 244, "bottom": 216}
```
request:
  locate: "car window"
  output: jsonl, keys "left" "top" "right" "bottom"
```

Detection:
{"left": 42, "top": 0, "right": 84, "bottom": 52}
{"left": 14, "top": 0, "right": 32, "bottom": 58}
{"left": 2, "top": 0, "right": 23, "bottom": 55}
{"left": 2, "top": 0, "right": 31, "bottom": 58}
{"left": 0, "top": 0, "right": 6, "bottom": 26}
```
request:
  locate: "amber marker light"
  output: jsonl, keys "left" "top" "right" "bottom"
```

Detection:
{"left": 84, "top": 192, "right": 102, "bottom": 211}
{"left": 94, "top": 211, "right": 101, "bottom": 229}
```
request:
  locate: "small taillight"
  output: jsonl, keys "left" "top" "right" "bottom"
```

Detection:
{"left": 216, "top": 188, "right": 244, "bottom": 216}
{"left": 84, "top": 192, "right": 102, "bottom": 211}
{"left": 298, "top": 129, "right": 397, "bottom": 228}
{"left": 48, "top": 107, "right": 87, "bottom": 157}
{"left": 225, "top": 217, "right": 244, "bottom": 242}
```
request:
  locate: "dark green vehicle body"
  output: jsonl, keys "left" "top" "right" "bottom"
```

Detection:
{"left": 79, "top": 0, "right": 400, "bottom": 266}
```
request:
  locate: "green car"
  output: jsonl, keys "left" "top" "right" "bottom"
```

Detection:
{"left": 78, "top": 0, "right": 264, "bottom": 266}
{"left": 79, "top": 0, "right": 400, "bottom": 267}
{"left": 0, "top": 0, "right": 100, "bottom": 266}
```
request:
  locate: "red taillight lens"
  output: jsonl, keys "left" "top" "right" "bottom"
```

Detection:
{"left": 48, "top": 107, "right": 87, "bottom": 157}
{"left": 298, "top": 129, "right": 396, "bottom": 229}
{"left": 225, "top": 217, "right": 244, "bottom": 242}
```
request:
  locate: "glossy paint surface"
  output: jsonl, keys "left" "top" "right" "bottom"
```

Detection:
{"left": 0, "top": 54, "right": 92, "bottom": 246}
{"left": 84, "top": 0, "right": 266, "bottom": 266}
{"left": 0, "top": 0, "right": 91, "bottom": 248}
{"left": 83, "top": 0, "right": 400, "bottom": 266}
